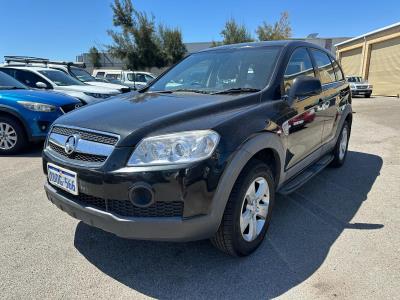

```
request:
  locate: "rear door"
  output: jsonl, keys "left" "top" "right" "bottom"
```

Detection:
{"left": 283, "top": 47, "right": 325, "bottom": 170}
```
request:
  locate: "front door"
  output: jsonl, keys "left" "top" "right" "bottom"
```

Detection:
{"left": 282, "top": 47, "right": 325, "bottom": 170}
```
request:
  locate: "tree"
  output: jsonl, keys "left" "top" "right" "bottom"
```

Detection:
{"left": 159, "top": 25, "right": 187, "bottom": 65}
{"left": 88, "top": 46, "right": 102, "bottom": 68}
{"left": 256, "top": 11, "right": 292, "bottom": 41}
{"left": 107, "top": 0, "right": 186, "bottom": 70}
{"left": 219, "top": 18, "right": 254, "bottom": 45}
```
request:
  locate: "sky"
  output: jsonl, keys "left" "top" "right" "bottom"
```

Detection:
{"left": 0, "top": 0, "right": 399, "bottom": 61}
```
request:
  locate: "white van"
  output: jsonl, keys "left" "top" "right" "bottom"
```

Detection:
{"left": 92, "top": 69, "right": 155, "bottom": 90}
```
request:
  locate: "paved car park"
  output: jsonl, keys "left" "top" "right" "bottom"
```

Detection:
{"left": 0, "top": 96, "right": 399, "bottom": 299}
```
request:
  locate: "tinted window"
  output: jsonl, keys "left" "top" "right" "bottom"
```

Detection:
{"left": 331, "top": 59, "right": 344, "bottom": 81}
{"left": 284, "top": 48, "right": 315, "bottom": 94}
{"left": 0, "top": 71, "right": 27, "bottom": 89}
{"left": 145, "top": 74, "right": 154, "bottom": 82}
{"left": 8, "top": 69, "right": 52, "bottom": 89}
{"left": 150, "top": 47, "right": 281, "bottom": 93}
{"left": 311, "top": 49, "right": 336, "bottom": 84}
{"left": 127, "top": 73, "right": 135, "bottom": 81}
{"left": 39, "top": 70, "right": 83, "bottom": 86}
{"left": 95, "top": 72, "right": 105, "bottom": 78}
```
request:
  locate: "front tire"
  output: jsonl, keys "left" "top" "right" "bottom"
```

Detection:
{"left": 0, "top": 116, "right": 27, "bottom": 154}
{"left": 330, "top": 121, "right": 350, "bottom": 167}
{"left": 211, "top": 160, "right": 275, "bottom": 256}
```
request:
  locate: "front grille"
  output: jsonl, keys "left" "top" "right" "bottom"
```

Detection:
{"left": 357, "top": 85, "right": 368, "bottom": 89}
{"left": 56, "top": 188, "right": 183, "bottom": 218}
{"left": 49, "top": 142, "right": 107, "bottom": 163}
{"left": 61, "top": 103, "right": 84, "bottom": 114}
{"left": 52, "top": 126, "right": 118, "bottom": 145}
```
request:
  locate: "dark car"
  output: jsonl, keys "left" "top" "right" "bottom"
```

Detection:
{"left": 0, "top": 71, "right": 82, "bottom": 154}
{"left": 42, "top": 41, "right": 352, "bottom": 256}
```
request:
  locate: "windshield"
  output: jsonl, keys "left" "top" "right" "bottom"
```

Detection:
{"left": 347, "top": 76, "right": 363, "bottom": 83}
{"left": 70, "top": 67, "right": 96, "bottom": 82}
{"left": 38, "top": 69, "right": 84, "bottom": 86}
{"left": 149, "top": 47, "right": 281, "bottom": 93}
{"left": 0, "top": 71, "right": 26, "bottom": 89}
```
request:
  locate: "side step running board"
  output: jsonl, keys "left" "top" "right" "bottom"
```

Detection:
{"left": 278, "top": 154, "right": 334, "bottom": 195}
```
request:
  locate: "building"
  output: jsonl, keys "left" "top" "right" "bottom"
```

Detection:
{"left": 336, "top": 22, "right": 400, "bottom": 97}
{"left": 291, "top": 36, "right": 350, "bottom": 54}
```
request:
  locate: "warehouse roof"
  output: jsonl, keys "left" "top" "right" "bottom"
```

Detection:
{"left": 335, "top": 22, "right": 400, "bottom": 47}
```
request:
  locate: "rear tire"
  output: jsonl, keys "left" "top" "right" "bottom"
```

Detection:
{"left": 211, "top": 160, "right": 275, "bottom": 256}
{"left": 330, "top": 121, "right": 350, "bottom": 168}
{"left": 0, "top": 116, "right": 27, "bottom": 154}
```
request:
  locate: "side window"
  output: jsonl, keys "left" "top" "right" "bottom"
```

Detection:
{"left": 0, "top": 68, "right": 17, "bottom": 78}
{"left": 106, "top": 73, "right": 121, "bottom": 80}
{"left": 135, "top": 73, "right": 146, "bottom": 83}
{"left": 15, "top": 70, "right": 51, "bottom": 89}
{"left": 127, "top": 73, "right": 135, "bottom": 82}
{"left": 145, "top": 74, "right": 154, "bottom": 82}
{"left": 311, "top": 49, "right": 336, "bottom": 84}
{"left": 284, "top": 48, "right": 315, "bottom": 94}
{"left": 331, "top": 59, "right": 344, "bottom": 81}
{"left": 95, "top": 72, "right": 105, "bottom": 78}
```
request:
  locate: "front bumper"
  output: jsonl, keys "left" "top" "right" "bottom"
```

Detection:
{"left": 42, "top": 147, "right": 226, "bottom": 241}
{"left": 351, "top": 89, "right": 372, "bottom": 95}
{"left": 45, "top": 183, "right": 217, "bottom": 241}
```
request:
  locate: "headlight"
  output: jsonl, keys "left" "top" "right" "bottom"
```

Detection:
{"left": 17, "top": 101, "right": 56, "bottom": 112}
{"left": 84, "top": 92, "right": 111, "bottom": 99}
{"left": 350, "top": 83, "right": 356, "bottom": 88}
{"left": 127, "top": 130, "right": 220, "bottom": 166}
{"left": 368, "top": 85, "right": 373, "bottom": 89}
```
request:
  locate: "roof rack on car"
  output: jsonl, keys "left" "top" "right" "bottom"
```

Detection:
{"left": 4, "top": 56, "right": 86, "bottom": 68}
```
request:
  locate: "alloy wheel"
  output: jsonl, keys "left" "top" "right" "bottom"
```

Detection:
{"left": 240, "top": 177, "right": 270, "bottom": 242}
{"left": 0, "top": 122, "right": 18, "bottom": 150}
{"left": 339, "top": 126, "right": 348, "bottom": 160}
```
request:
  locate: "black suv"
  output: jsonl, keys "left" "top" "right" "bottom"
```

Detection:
{"left": 43, "top": 41, "right": 352, "bottom": 256}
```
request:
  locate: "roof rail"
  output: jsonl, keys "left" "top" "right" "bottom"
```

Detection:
{"left": 4, "top": 55, "right": 49, "bottom": 65}
{"left": 3, "top": 56, "right": 86, "bottom": 68}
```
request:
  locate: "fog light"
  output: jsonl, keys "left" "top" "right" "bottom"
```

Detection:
{"left": 128, "top": 183, "right": 154, "bottom": 207}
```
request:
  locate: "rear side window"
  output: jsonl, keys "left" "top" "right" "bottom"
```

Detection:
{"left": 16, "top": 70, "right": 51, "bottom": 89}
{"left": 284, "top": 48, "right": 315, "bottom": 94}
{"left": 310, "top": 49, "right": 336, "bottom": 84}
{"left": 95, "top": 72, "right": 105, "bottom": 78}
{"left": 331, "top": 59, "right": 344, "bottom": 81}
{"left": 106, "top": 73, "right": 121, "bottom": 80}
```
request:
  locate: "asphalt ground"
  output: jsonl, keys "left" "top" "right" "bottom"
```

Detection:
{"left": 0, "top": 96, "right": 399, "bottom": 299}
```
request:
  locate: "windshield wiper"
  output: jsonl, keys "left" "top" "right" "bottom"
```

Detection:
{"left": 0, "top": 86, "right": 25, "bottom": 90}
{"left": 151, "top": 89, "right": 211, "bottom": 94}
{"left": 211, "top": 87, "right": 261, "bottom": 95}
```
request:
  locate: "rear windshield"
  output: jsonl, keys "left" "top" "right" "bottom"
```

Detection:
{"left": 149, "top": 46, "right": 281, "bottom": 93}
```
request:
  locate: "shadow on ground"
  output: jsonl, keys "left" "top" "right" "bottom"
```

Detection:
{"left": 74, "top": 151, "right": 383, "bottom": 299}
{"left": 0, "top": 142, "right": 43, "bottom": 158}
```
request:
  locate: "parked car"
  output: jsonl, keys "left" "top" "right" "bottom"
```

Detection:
{"left": 1, "top": 58, "right": 121, "bottom": 104}
{"left": 46, "top": 62, "right": 131, "bottom": 93}
{"left": 43, "top": 41, "right": 352, "bottom": 256}
{"left": 92, "top": 69, "right": 155, "bottom": 90}
{"left": 0, "top": 71, "right": 82, "bottom": 154}
{"left": 346, "top": 75, "right": 373, "bottom": 98}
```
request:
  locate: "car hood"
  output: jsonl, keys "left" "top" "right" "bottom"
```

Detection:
{"left": 0, "top": 89, "right": 79, "bottom": 106}
{"left": 55, "top": 85, "right": 120, "bottom": 95}
{"left": 55, "top": 91, "right": 259, "bottom": 146}
{"left": 85, "top": 81, "right": 128, "bottom": 91}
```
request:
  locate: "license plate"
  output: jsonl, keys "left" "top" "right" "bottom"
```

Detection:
{"left": 47, "top": 163, "right": 78, "bottom": 195}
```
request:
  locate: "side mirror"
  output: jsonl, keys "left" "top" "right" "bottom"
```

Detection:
{"left": 288, "top": 76, "right": 322, "bottom": 100}
{"left": 36, "top": 82, "right": 48, "bottom": 89}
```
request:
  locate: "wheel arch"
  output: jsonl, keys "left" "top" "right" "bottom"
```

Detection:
{"left": 0, "top": 106, "right": 31, "bottom": 139}
{"left": 208, "top": 132, "right": 285, "bottom": 234}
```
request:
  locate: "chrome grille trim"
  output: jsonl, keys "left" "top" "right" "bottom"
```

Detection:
{"left": 46, "top": 125, "right": 120, "bottom": 167}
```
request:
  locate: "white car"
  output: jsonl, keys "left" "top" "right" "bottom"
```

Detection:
{"left": 0, "top": 66, "right": 120, "bottom": 104}
{"left": 346, "top": 75, "right": 373, "bottom": 98}
{"left": 48, "top": 64, "right": 131, "bottom": 93}
{"left": 92, "top": 69, "right": 155, "bottom": 90}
